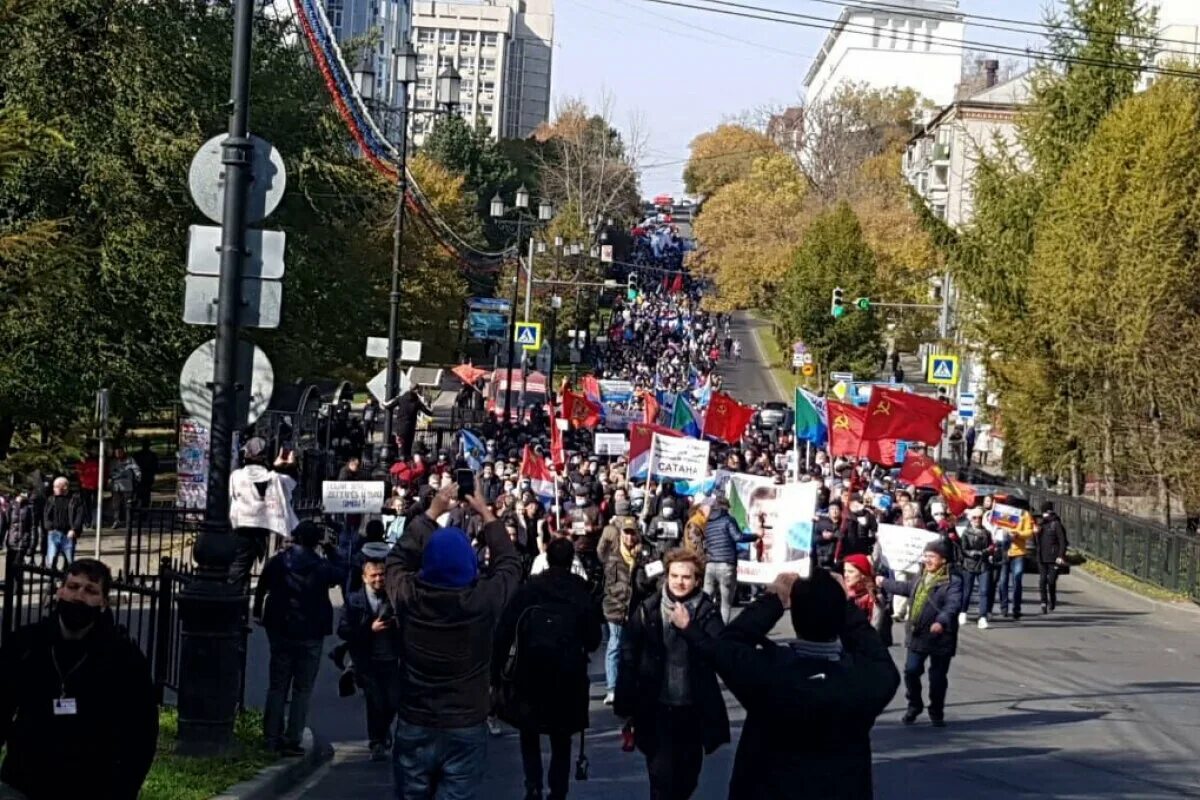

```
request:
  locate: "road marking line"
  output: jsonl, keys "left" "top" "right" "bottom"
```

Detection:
{"left": 744, "top": 312, "right": 787, "bottom": 403}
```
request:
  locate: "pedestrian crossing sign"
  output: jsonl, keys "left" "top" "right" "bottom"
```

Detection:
{"left": 927, "top": 354, "right": 959, "bottom": 385}
{"left": 515, "top": 322, "right": 542, "bottom": 351}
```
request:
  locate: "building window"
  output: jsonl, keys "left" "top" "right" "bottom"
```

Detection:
{"left": 416, "top": 97, "right": 432, "bottom": 109}
{"left": 481, "top": 103, "right": 494, "bottom": 115}
{"left": 417, "top": 77, "right": 433, "bottom": 92}
{"left": 481, "top": 79, "right": 495, "bottom": 92}
{"left": 439, "top": 30, "right": 456, "bottom": 45}
{"left": 460, "top": 55, "right": 476, "bottom": 69}
{"left": 417, "top": 53, "right": 434, "bottom": 68}
{"left": 481, "top": 57, "right": 496, "bottom": 71}
{"left": 482, "top": 32, "right": 498, "bottom": 47}
{"left": 462, "top": 79, "right": 475, "bottom": 94}
{"left": 438, "top": 54, "right": 454, "bottom": 69}
{"left": 417, "top": 28, "right": 435, "bottom": 43}
{"left": 460, "top": 31, "right": 476, "bottom": 46}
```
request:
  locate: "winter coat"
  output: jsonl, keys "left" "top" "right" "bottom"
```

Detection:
{"left": 687, "top": 595, "right": 899, "bottom": 800}
{"left": 337, "top": 587, "right": 401, "bottom": 668}
{"left": 883, "top": 568, "right": 964, "bottom": 658}
{"left": 387, "top": 519, "right": 523, "bottom": 729}
{"left": 959, "top": 525, "right": 992, "bottom": 574}
{"left": 43, "top": 494, "right": 85, "bottom": 534}
{"left": 491, "top": 567, "right": 603, "bottom": 734}
{"left": 614, "top": 591, "right": 730, "bottom": 757}
{"left": 703, "top": 507, "right": 755, "bottom": 565}
{"left": 5, "top": 504, "right": 34, "bottom": 552}
{"left": 601, "top": 547, "right": 657, "bottom": 623}
{"left": 0, "top": 613, "right": 158, "bottom": 800}
{"left": 837, "top": 510, "right": 878, "bottom": 560}
{"left": 253, "top": 545, "right": 349, "bottom": 640}
{"left": 812, "top": 517, "right": 839, "bottom": 570}
{"left": 1036, "top": 513, "right": 1069, "bottom": 564}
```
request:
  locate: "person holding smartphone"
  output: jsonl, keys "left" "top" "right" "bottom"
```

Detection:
{"left": 337, "top": 557, "right": 401, "bottom": 761}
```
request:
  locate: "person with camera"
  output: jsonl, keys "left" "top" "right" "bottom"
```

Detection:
{"left": 337, "top": 557, "right": 400, "bottom": 761}
{"left": 492, "top": 538, "right": 603, "bottom": 800}
{"left": 615, "top": 549, "right": 728, "bottom": 800}
{"left": 386, "top": 482, "right": 523, "bottom": 798}
{"left": 671, "top": 569, "right": 898, "bottom": 799}
{"left": 253, "top": 519, "right": 348, "bottom": 754}
{"left": 879, "top": 539, "right": 963, "bottom": 728}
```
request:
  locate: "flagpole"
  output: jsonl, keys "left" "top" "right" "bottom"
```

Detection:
{"left": 552, "top": 467, "right": 561, "bottom": 530}
{"left": 642, "top": 434, "right": 659, "bottom": 529}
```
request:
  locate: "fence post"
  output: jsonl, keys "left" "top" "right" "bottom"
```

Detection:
{"left": 1, "top": 563, "right": 14, "bottom": 640}
{"left": 153, "top": 557, "right": 174, "bottom": 705}
{"left": 123, "top": 510, "right": 135, "bottom": 578}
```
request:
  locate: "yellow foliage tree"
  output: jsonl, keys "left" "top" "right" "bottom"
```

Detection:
{"left": 683, "top": 124, "right": 779, "bottom": 197}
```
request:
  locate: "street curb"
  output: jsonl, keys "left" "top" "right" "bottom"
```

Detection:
{"left": 210, "top": 728, "right": 334, "bottom": 800}
{"left": 1073, "top": 562, "right": 1200, "bottom": 616}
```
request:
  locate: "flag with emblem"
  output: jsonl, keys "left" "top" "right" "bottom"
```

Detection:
{"left": 670, "top": 397, "right": 704, "bottom": 438}
{"left": 898, "top": 452, "right": 976, "bottom": 516}
{"left": 860, "top": 387, "right": 952, "bottom": 445}
{"left": 548, "top": 407, "right": 565, "bottom": 470}
{"left": 794, "top": 388, "right": 827, "bottom": 446}
{"left": 826, "top": 401, "right": 903, "bottom": 465}
{"left": 560, "top": 390, "right": 602, "bottom": 430}
{"left": 701, "top": 391, "right": 754, "bottom": 444}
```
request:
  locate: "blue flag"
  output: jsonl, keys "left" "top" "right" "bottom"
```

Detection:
{"left": 458, "top": 430, "right": 486, "bottom": 472}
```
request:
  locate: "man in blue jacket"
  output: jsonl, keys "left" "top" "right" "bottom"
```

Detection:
{"left": 254, "top": 519, "right": 348, "bottom": 753}
{"left": 702, "top": 497, "right": 760, "bottom": 622}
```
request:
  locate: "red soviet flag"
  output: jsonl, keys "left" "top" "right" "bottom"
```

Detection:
{"left": 561, "top": 390, "right": 602, "bottom": 430}
{"left": 826, "top": 401, "right": 901, "bottom": 464}
{"left": 898, "top": 452, "right": 976, "bottom": 516}
{"left": 861, "top": 387, "right": 952, "bottom": 446}
{"left": 702, "top": 392, "right": 754, "bottom": 444}
{"left": 548, "top": 407, "right": 566, "bottom": 470}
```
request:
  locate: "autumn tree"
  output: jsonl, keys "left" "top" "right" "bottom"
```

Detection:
{"left": 776, "top": 204, "right": 881, "bottom": 377}
{"left": 683, "top": 124, "right": 777, "bottom": 197}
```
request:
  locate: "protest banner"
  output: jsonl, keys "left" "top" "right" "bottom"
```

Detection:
{"left": 603, "top": 406, "right": 640, "bottom": 430}
{"left": 876, "top": 523, "right": 941, "bottom": 574}
{"left": 322, "top": 481, "right": 385, "bottom": 514}
{"left": 648, "top": 434, "right": 710, "bottom": 481}
{"left": 598, "top": 379, "right": 635, "bottom": 403}
{"left": 727, "top": 476, "right": 816, "bottom": 583}
{"left": 594, "top": 433, "right": 628, "bottom": 456}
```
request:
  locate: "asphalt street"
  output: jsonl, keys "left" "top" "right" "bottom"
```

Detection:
{"left": 258, "top": 311, "right": 1200, "bottom": 799}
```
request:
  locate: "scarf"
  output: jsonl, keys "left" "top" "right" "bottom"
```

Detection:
{"left": 789, "top": 639, "right": 844, "bottom": 662}
{"left": 910, "top": 564, "right": 949, "bottom": 622}
{"left": 659, "top": 587, "right": 703, "bottom": 706}
{"left": 619, "top": 541, "right": 636, "bottom": 569}
{"left": 849, "top": 584, "right": 875, "bottom": 617}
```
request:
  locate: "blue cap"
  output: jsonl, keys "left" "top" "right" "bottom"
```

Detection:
{"left": 419, "top": 527, "right": 478, "bottom": 588}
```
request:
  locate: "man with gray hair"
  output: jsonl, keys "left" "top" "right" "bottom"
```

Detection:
{"left": 42, "top": 478, "right": 84, "bottom": 571}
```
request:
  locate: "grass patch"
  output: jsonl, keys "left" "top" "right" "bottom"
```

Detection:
{"left": 141, "top": 708, "right": 277, "bottom": 800}
{"left": 748, "top": 312, "right": 808, "bottom": 398}
{"left": 1079, "top": 559, "right": 1193, "bottom": 604}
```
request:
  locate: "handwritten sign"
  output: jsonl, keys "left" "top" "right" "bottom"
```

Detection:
{"left": 876, "top": 523, "right": 941, "bottom": 574}
{"left": 322, "top": 481, "right": 385, "bottom": 514}
{"left": 594, "top": 433, "right": 628, "bottom": 456}
{"left": 650, "top": 434, "right": 710, "bottom": 481}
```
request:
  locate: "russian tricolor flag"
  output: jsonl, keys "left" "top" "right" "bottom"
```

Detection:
{"left": 519, "top": 445, "right": 556, "bottom": 507}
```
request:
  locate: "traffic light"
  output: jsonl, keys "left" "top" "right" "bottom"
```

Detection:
{"left": 830, "top": 287, "right": 845, "bottom": 318}
{"left": 855, "top": 297, "right": 871, "bottom": 311}
{"left": 626, "top": 271, "right": 638, "bottom": 301}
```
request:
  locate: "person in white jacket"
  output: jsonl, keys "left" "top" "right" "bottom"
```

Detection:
{"left": 229, "top": 437, "right": 299, "bottom": 589}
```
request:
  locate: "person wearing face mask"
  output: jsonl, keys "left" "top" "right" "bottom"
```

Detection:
{"left": 836, "top": 494, "right": 878, "bottom": 563}
{"left": 0, "top": 559, "right": 158, "bottom": 800}
{"left": 615, "top": 550, "right": 729, "bottom": 799}
{"left": 479, "top": 462, "right": 502, "bottom": 505}
{"left": 646, "top": 498, "right": 683, "bottom": 558}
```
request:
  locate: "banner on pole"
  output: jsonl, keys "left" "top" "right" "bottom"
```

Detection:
{"left": 650, "top": 434, "right": 710, "bottom": 481}
{"left": 322, "top": 481, "right": 385, "bottom": 513}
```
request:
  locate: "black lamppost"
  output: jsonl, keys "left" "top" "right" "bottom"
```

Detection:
{"left": 355, "top": 45, "right": 460, "bottom": 464}
{"left": 491, "top": 186, "right": 552, "bottom": 422}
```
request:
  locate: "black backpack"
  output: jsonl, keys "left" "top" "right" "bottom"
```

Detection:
{"left": 496, "top": 601, "right": 583, "bottom": 726}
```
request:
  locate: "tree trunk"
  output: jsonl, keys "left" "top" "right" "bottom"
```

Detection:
{"left": 1101, "top": 375, "right": 1117, "bottom": 505}
{"left": 1149, "top": 397, "right": 1171, "bottom": 526}
{"left": 0, "top": 415, "right": 14, "bottom": 459}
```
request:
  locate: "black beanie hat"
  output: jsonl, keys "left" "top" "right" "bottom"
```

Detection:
{"left": 789, "top": 569, "right": 846, "bottom": 643}
{"left": 924, "top": 539, "right": 950, "bottom": 561}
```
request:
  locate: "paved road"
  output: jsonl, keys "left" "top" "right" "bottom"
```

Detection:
{"left": 262, "top": 312, "right": 1200, "bottom": 799}
{"left": 719, "top": 312, "right": 787, "bottom": 405}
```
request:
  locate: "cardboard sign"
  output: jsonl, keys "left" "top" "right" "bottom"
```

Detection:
{"left": 650, "top": 435, "right": 710, "bottom": 481}
{"left": 322, "top": 481, "right": 385, "bottom": 514}
{"left": 876, "top": 524, "right": 941, "bottom": 574}
{"left": 594, "top": 433, "right": 628, "bottom": 456}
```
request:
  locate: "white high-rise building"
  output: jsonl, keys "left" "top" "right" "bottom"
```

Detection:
{"left": 409, "top": 0, "right": 553, "bottom": 144}
{"left": 803, "top": 0, "right": 964, "bottom": 108}
{"left": 1153, "top": 0, "right": 1200, "bottom": 66}
{"left": 323, "top": 0, "right": 411, "bottom": 137}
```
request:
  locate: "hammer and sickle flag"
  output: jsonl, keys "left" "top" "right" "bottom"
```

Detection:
{"left": 701, "top": 391, "right": 754, "bottom": 444}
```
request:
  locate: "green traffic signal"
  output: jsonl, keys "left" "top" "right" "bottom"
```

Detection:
{"left": 855, "top": 297, "right": 871, "bottom": 311}
{"left": 831, "top": 305, "right": 846, "bottom": 319}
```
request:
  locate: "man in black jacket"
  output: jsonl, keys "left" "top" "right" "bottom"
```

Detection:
{"left": 43, "top": 477, "right": 84, "bottom": 571}
{"left": 493, "top": 538, "right": 603, "bottom": 800}
{"left": 386, "top": 483, "right": 523, "bottom": 798}
{"left": 0, "top": 558, "right": 158, "bottom": 800}
{"left": 1036, "top": 501, "right": 1070, "bottom": 613}
{"left": 254, "top": 520, "right": 348, "bottom": 753}
{"left": 385, "top": 388, "right": 433, "bottom": 460}
{"left": 678, "top": 569, "right": 899, "bottom": 800}
{"left": 337, "top": 558, "right": 400, "bottom": 761}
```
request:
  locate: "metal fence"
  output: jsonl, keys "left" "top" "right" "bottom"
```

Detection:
{"left": 1017, "top": 485, "right": 1200, "bottom": 601}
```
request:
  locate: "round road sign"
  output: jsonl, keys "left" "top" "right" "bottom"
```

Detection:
{"left": 179, "top": 339, "right": 274, "bottom": 428}
{"left": 802, "top": 364, "right": 815, "bottom": 377}
{"left": 189, "top": 134, "right": 287, "bottom": 225}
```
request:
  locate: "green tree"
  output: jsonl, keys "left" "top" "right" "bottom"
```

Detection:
{"left": 776, "top": 204, "right": 881, "bottom": 377}
{"left": 421, "top": 115, "right": 518, "bottom": 247}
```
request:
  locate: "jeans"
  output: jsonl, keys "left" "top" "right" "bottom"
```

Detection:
{"left": 519, "top": 729, "right": 571, "bottom": 798}
{"left": 961, "top": 569, "right": 991, "bottom": 617}
{"left": 1039, "top": 562, "right": 1060, "bottom": 609}
{"left": 263, "top": 634, "right": 324, "bottom": 748}
{"left": 703, "top": 562, "right": 737, "bottom": 623}
{"left": 605, "top": 622, "right": 623, "bottom": 692}
{"left": 1010, "top": 557, "right": 1026, "bottom": 615}
{"left": 985, "top": 561, "right": 1009, "bottom": 616}
{"left": 393, "top": 720, "right": 487, "bottom": 800}
{"left": 362, "top": 661, "right": 401, "bottom": 748}
{"left": 904, "top": 650, "right": 953, "bottom": 719}
{"left": 45, "top": 530, "right": 75, "bottom": 571}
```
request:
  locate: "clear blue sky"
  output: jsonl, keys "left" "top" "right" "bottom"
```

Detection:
{"left": 552, "top": 0, "right": 1059, "bottom": 197}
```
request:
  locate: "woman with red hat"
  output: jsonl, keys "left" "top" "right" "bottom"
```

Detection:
{"left": 843, "top": 554, "right": 892, "bottom": 647}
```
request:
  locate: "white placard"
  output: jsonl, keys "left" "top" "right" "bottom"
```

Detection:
{"left": 876, "top": 523, "right": 941, "bottom": 574}
{"left": 595, "top": 433, "right": 628, "bottom": 456}
{"left": 731, "top": 479, "right": 816, "bottom": 583}
{"left": 322, "top": 481, "right": 385, "bottom": 513}
{"left": 650, "top": 434, "right": 710, "bottom": 481}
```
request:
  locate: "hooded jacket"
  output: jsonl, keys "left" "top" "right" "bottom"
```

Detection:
{"left": 253, "top": 545, "right": 348, "bottom": 640}
{"left": 1036, "top": 512, "right": 1069, "bottom": 563}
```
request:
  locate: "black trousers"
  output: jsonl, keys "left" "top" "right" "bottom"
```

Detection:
{"left": 646, "top": 705, "right": 704, "bottom": 800}
{"left": 1039, "top": 562, "right": 1060, "bottom": 609}
{"left": 360, "top": 660, "right": 400, "bottom": 747}
{"left": 519, "top": 729, "right": 572, "bottom": 798}
{"left": 229, "top": 528, "right": 269, "bottom": 591}
{"left": 904, "top": 650, "right": 952, "bottom": 719}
